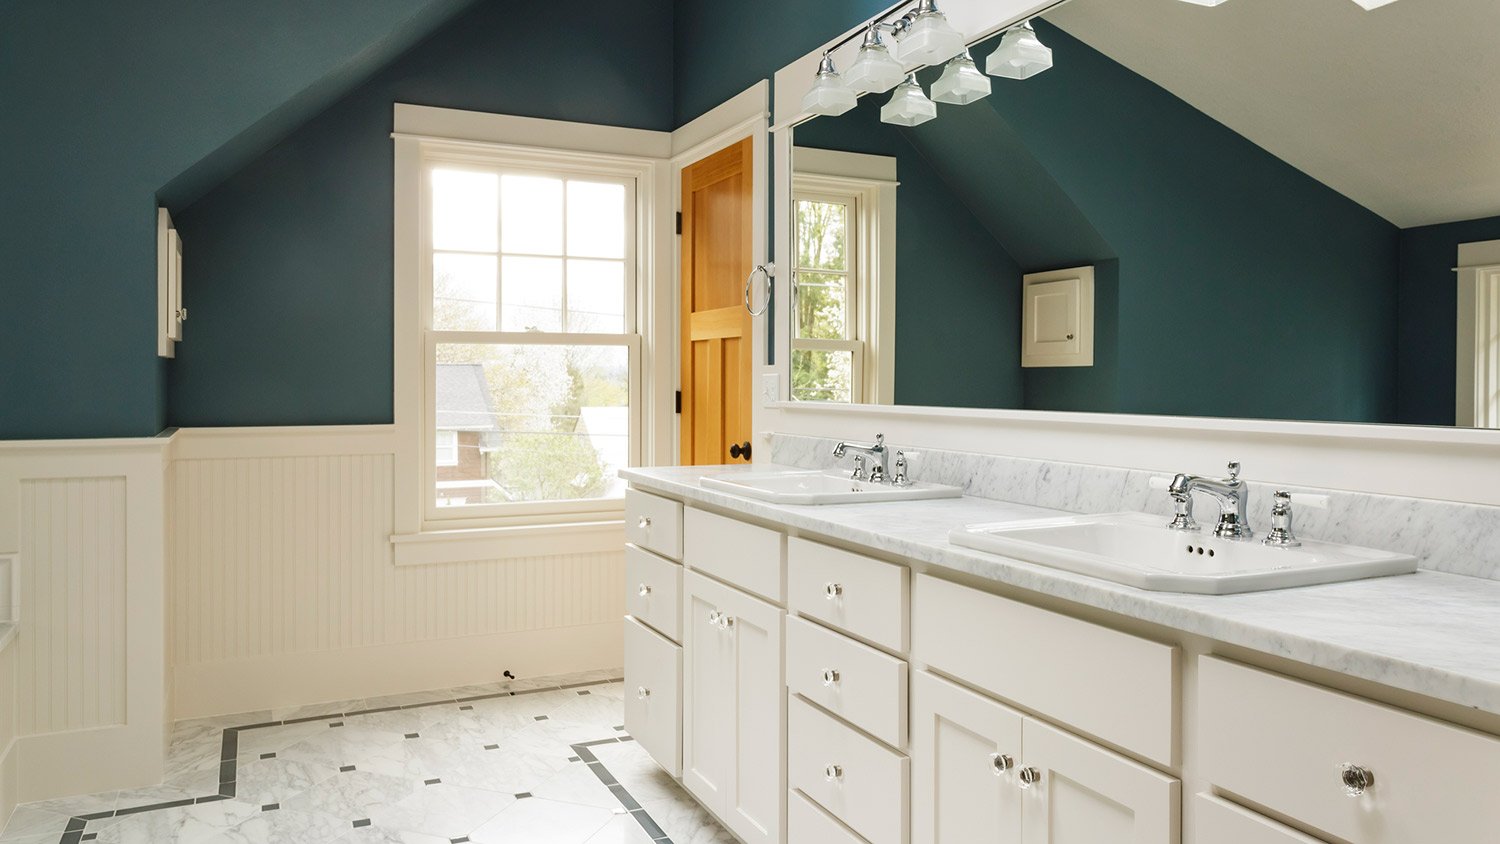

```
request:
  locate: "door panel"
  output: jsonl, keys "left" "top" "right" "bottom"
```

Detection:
{"left": 1020, "top": 718, "right": 1179, "bottom": 844}
{"left": 681, "top": 137, "right": 754, "bottom": 466}
{"left": 910, "top": 671, "right": 1024, "bottom": 844}
{"left": 724, "top": 577, "right": 785, "bottom": 844}
{"left": 682, "top": 575, "right": 733, "bottom": 810}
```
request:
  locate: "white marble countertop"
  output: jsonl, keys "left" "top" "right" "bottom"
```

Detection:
{"left": 622, "top": 463, "right": 1500, "bottom": 718}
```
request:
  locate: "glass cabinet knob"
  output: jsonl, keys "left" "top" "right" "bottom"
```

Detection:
{"left": 1340, "top": 763, "right": 1374, "bottom": 797}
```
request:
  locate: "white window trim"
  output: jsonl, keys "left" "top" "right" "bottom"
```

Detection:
{"left": 792, "top": 147, "right": 898, "bottom": 404}
{"left": 392, "top": 104, "right": 673, "bottom": 562}
{"left": 1456, "top": 239, "right": 1500, "bottom": 428}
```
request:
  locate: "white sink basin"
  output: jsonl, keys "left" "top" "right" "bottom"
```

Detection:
{"left": 700, "top": 470, "right": 963, "bottom": 505}
{"left": 950, "top": 511, "right": 1416, "bottom": 594}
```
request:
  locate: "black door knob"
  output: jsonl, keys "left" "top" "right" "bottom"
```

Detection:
{"left": 729, "top": 441, "right": 752, "bottom": 460}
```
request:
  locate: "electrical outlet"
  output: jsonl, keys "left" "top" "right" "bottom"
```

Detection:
{"left": 761, "top": 373, "right": 781, "bottom": 403}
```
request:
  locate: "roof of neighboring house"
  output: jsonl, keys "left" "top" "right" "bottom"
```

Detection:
{"left": 435, "top": 363, "right": 498, "bottom": 432}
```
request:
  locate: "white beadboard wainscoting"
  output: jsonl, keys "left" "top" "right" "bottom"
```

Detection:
{"left": 168, "top": 426, "right": 626, "bottom": 719}
{"left": 0, "top": 437, "right": 170, "bottom": 807}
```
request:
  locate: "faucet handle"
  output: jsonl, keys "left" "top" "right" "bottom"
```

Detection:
{"left": 874, "top": 433, "right": 885, "bottom": 448}
{"left": 892, "top": 452, "right": 912, "bottom": 487}
{"left": 1263, "top": 489, "right": 1301, "bottom": 547}
{"left": 1227, "top": 461, "right": 1241, "bottom": 481}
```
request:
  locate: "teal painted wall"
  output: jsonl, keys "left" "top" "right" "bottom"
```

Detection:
{"left": 1395, "top": 215, "right": 1500, "bottom": 426}
{"left": 167, "top": 0, "right": 675, "bottom": 427}
{"left": 0, "top": 0, "right": 475, "bottom": 438}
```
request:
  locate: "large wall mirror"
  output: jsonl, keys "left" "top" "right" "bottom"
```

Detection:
{"left": 786, "top": 0, "right": 1500, "bottom": 428}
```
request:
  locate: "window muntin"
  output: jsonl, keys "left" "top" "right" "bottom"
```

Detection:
{"left": 793, "top": 192, "right": 863, "bottom": 403}
{"left": 424, "top": 159, "right": 639, "bottom": 522}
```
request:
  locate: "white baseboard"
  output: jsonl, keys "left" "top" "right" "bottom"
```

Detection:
{"left": 0, "top": 739, "right": 16, "bottom": 830}
{"left": 173, "top": 621, "right": 624, "bottom": 719}
{"left": 15, "top": 720, "right": 167, "bottom": 803}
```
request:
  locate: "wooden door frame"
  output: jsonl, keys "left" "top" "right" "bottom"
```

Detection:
{"left": 668, "top": 83, "right": 771, "bottom": 467}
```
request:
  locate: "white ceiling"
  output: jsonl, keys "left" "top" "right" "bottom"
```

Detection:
{"left": 1044, "top": 0, "right": 1500, "bottom": 228}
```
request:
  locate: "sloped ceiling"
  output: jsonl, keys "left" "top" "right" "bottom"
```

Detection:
{"left": 1045, "top": 0, "right": 1500, "bottom": 228}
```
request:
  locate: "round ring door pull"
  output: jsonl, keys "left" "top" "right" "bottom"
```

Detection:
{"left": 1340, "top": 763, "right": 1374, "bottom": 797}
{"left": 989, "top": 753, "right": 1014, "bottom": 775}
{"left": 825, "top": 583, "right": 843, "bottom": 600}
{"left": 1018, "top": 767, "right": 1042, "bottom": 789}
{"left": 637, "top": 686, "right": 651, "bottom": 699}
{"left": 821, "top": 668, "right": 840, "bottom": 686}
{"left": 824, "top": 764, "right": 843, "bottom": 782}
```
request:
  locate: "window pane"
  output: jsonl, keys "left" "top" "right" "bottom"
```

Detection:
{"left": 501, "top": 257, "right": 563, "bottom": 332}
{"left": 435, "top": 430, "right": 459, "bottom": 467}
{"left": 432, "top": 169, "right": 498, "bottom": 252}
{"left": 435, "top": 342, "right": 629, "bottom": 506}
{"left": 567, "top": 181, "right": 627, "bottom": 259}
{"left": 567, "top": 259, "right": 626, "bottom": 333}
{"left": 433, "top": 253, "right": 497, "bottom": 330}
{"left": 795, "top": 272, "right": 849, "bottom": 340}
{"left": 796, "top": 199, "right": 848, "bottom": 271}
{"left": 501, "top": 174, "right": 563, "bottom": 255}
{"left": 792, "top": 348, "right": 854, "bottom": 403}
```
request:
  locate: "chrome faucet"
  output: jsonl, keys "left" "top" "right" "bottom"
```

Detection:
{"left": 1167, "top": 461, "right": 1252, "bottom": 540}
{"left": 833, "top": 434, "right": 889, "bottom": 483}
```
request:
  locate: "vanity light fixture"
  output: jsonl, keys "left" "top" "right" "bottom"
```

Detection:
{"left": 880, "top": 73, "right": 938, "bottom": 127}
{"left": 897, "top": 0, "right": 966, "bottom": 66}
{"left": 801, "top": 52, "right": 858, "bottom": 117}
{"left": 931, "top": 49, "right": 991, "bottom": 105}
{"left": 985, "top": 20, "right": 1053, "bottom": 80}
{"left": 845, "top": 25, "right": 906, "bottom": 93}
{"left": 1178, "top": 0, "right": 1400, "bottom": 7}
{"left": 1176, "top": 0, "right": 1231, "bottom": 5}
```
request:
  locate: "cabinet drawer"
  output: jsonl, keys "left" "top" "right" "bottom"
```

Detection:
{"left": 684, "top": 507, "right": 785, "bottom": 602}
{"left": 1199, "top": 656, "right": 1500, "bottom": 844}
{"left": 1195, "top": 794, "right": 1325, "bottom": 844}
{"left": 786, "top": 616, "right": 907, "bottom": 748}
{"left": 789, "top": 695, "right": 909, "bottom": 844}
{"left": 912, "top": 574, "right": 1178, "bottom": 766}
{"left": 789, "top": 788, "right": 868, "bottom": 844}
{"left": 623, "top": 616, "right": 681, "bottom": 778}
{"left": 625, "top": 489, "right": 683, "bottom": 560}
{"left": 625, "top": 544, "right": 681, "bottom": 642}
{"left": 788, "top": 538, "right": 908, "bottom": 652}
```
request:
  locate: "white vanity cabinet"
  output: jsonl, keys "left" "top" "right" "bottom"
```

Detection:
{"left": 911, "top": 671, "right": 1179, "bottom": 844}
{"left": 683, "top": 569, "right": 785, "bottom": 844}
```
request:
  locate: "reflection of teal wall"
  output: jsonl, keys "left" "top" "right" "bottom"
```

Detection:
{"left": 989, "top": 22, "right": 1401, "bottom": 422}
{"left": 0, "top": 0, "right": 477, "bottom": 438}
{"left": 796, "top": 99, "right": 1025, "bottom": 409}
{"left": 1396, "top": 215, "right": 1500, "bottom": 426}
{"left": 168, "top": 0, "right": 675, "bottom": 426}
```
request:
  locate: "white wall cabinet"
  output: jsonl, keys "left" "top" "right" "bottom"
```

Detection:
{"left": 682, "top": 570, "right": 785, "bottom": 844}
{"left": 1020, "top": 266, "right": 1093, "bottom": 368}
{"left": 912, "top": 671, "right": 1178, "bottom": 844}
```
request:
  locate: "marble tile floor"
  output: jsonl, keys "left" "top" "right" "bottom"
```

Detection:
{"left": 0, "top": 670, "right": 735, "bottom": 844}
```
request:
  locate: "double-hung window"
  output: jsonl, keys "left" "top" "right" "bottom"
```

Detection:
{"left": 792, "top": 188, "right": 865, "bottom": 403}
{"left": 422, "top": 151, "right": 642, "bottom": 524}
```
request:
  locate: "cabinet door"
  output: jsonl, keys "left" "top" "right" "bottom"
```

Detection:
{"left": 720, "top": 577, "right": 786, "bottom": 844}
{"left": 682, "top": 572, "right": 735, "bottom": 812}
{"left": 1020, "top": 718, "right": 1179, "bottom": 844}
{"left": 910, "top": 671, "right": 1024, "bottom": 844}
{"left": 623, "top": 616, "right": 681, "bottom": 777}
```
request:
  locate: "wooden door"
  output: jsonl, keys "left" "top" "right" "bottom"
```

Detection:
{"left": 1020, "top": 718, "right": 1179, "bottom": 844}
{"left": 681, "top": 137, "right": 754, "bottom": 465}
{"left": 910, "top": 671, "right": 1024, "bottom": 844}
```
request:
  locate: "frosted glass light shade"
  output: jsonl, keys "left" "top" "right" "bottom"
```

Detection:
{"left": 880, "top": 75, "right": 937, "bottom": 127}
{"left": 1351, "top": 0, "right": 1399, "bottom": 8}
{"left": 900, "top": 9, "right": 965, "bottom": 66}
{"left": 1177, "top": 0, "right": 1230, "bottom": 5}
{"left": 986, "top": 23, "right": 1053, "bottom": 80}
{"left": 846, "top": 43, "right": 905, "bottom": 93}
{"left": 931, "top": 51, "right": 991, "bottom": 105}
{"left": 802, "top": 55, "right": 857, "bottom": 116}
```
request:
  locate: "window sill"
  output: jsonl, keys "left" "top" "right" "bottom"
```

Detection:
{"left": 390, "top": 519, "right": 624, "bottom": 566}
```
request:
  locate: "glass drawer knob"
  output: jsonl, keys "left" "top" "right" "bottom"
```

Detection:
{"left": 637, "top": 583, "right": 651, "bottom": 597}
{"left": 1018, "top": 767, "right": 1041, "bottom": 789}
{"left": 822, "top": 669, "right": 840, "bottom": 686}
{"left": 637, "top": 516, "right": 651, "bottom": 529}
{"left": 825, "top": 583, "right": 843, "bottom": 599}
{"left": 824, "top": 764, "right": 843, "bottom": 782}
{"left": 637, "top": 686, "right": 650, "bottom": 699}
{"left": 990, "top": 753, "right": 1014, "bottom": 775}
{"left": 1341, "top": 763, "right": 1374, "bottom": 797}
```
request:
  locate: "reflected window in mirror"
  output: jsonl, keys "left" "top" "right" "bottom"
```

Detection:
{"left": 791, "top": 167, "right": 895, "bottom": 404}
